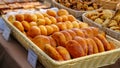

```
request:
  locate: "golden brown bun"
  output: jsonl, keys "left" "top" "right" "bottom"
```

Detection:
{"left": 39, "top": 25, "right": 47, "bottom": 35}
{"left": 57, "top": 9, "right": 69, "bottom": 16}
{"left": 45, "top": 25, "right": 54, "bottom": 35}
{"left": 86, "top": 38, "right": 94, "bottom": 55}
{"left": 21, "top": 21, "right": 30, "bottom": 31}
{"left": 42, "top": 13, "right": 50, "bottom": 17}
{"left": 49, "top": 16, "right": 57, "bottom": 24}
{"left": 73, "top": 36, "right": 88, "bottom": 55}
{"left": 97, "top": 34, "right": 112, "bottom": 51}
{"left": 56, "top": 46, "right": 71, "bottom": 60}
{"left": 65, "top": 21, "right": 73, "bottom": 29}
{"left": 67, "top": 15, "right": 76, "bottom": 22}
{"left": 72, "top": 21, "right": 79, "bottom": 28}
{"left": 46, "top": 9, "right": 57, "bottom": 17}
{"left": 92, "top": 37, "right": 105, "bottom": 52}
{"left": 61, "top": 31, "right": 72, "bottom": 41}
{"left": 61, "top": 15, "right": 68, "bottom": 22}
{"left": 50, "top": 24, "right": 60, "bottom": 33}
{"left": 13, "top": 21, "right": 24, "bottom": 32}
{"left": 29, "top": 22, "right": 37, "bottom": 26}
{"left": 8, "top": 15, "right": 16, "bottom": 24}
{"left": 27, "top": 26, "right": 41, "bottom": 37}
{"left": 32, "top": 35, "right": 50, "bottom": 51}
{"left": 56, "top": 17, "right": 63, "bottom": 22}
{"left": 44, "top": 17, "right": 52, "bottom": 25}
{"left": 44, "top": 44, "right": 63, "bottom": 61}
{"left": 36, "top": 19, "right": 45, "bottom": 25}
{"left": 67, "top": 30, "right": 77, "bottom": 39}
{"left": 90, "top": 38, "right": 99, "bottom": 54}
{"left": 90, "top": 27, "right": 99, "bottom": 36}
{"left": 15, "top": 14, "right": 24, "bottom": 22}
{"left": 48, "top": 36, "right": 57, "bottom": 48}
{"left": 72, "top": 28, "right": 85, "bottom": 37}
{"left": 35, "top": 12, "right": 44, "bottom": 19}
{"left": 51, "top": 32, "right": 66, "bottom": 47}
{"left": 65, "top": 40, "right": 85, "bottom": 58}
{"left": 56, "top": 22, "right": 67, "bottom": 31}
{"left": 82, "top": 27, "right": 94, "bottom": 38}
{"left": 24, "top": 14, "right": 37, "bottom": 22}
{"left": 79, "top": 23, "right": 89, "bottom": 28}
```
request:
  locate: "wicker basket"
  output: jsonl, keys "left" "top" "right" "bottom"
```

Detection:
{"left": 96, "top": 0, "right": 120, "bottom": 10}
{"left": 52, "top": 0, "right": 102, "bottom": 18}
{"left": 82, "top": 12, "right": 120, "bottom": 41}
{"left": 2, "top": 15, "right": 120, "bottom": 68}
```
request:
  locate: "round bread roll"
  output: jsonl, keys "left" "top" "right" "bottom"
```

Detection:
{"left": 57, "top": 9, "right": 69, "bottom": 16}
{"left": 86, "top": 38, "right": 94, "bottom": 55}
{"left": 21, "top": 21, "right": 30, "bottom": 31}
{"left": 90, "top": 27, "right": 99, "bottom": 36}
{"left": 44, "top": 44, "right": 63, "bottom": 61}
{"left": 72, "top": 28, "right": 85, "bottom": 37}
{"left": 32, "top": 35, "right": 50, "bottom": 51}
{"left": 79, "top": 23, "right": 89, "bottom": 28}
{"left": 46, "top": 9, "right": 57, "bottom": 17}
{"left": 28, "top": 26, "right": 41, "bottom": 37}
{"left": 48, "top": 36, "right": 57, "bottom": 48}
{"left": 45, "top": 25, "right": 54, "bottom": 35}
{"left": 72, "top": 21, "right": 79, "bottom": 28}
{"left": 44, "top": 17, "right": 52, "bottom": 25}
{"left": 50, "top": 24, "right": 60, "bottom": 32}
{"left": 35, "top": 12, "right": 44, "bottom": 19}
{"left": 56, "top": 17, "right": 63, "bottom": 22}
{"left": 73, "top": 36, "right": 88, "bottom": 55}
{"left": 61, "top": 15, "right": 68, "bottom": 22}
{"left": 56, "top": 46, "right": 71, "bottom": 60}
{"left": 51, "top": 32, "right": 66, "bottom": 47}
{"left": 39, "top": 25, "right": 47, "bottom": 35}
{"left": 56, "top": 22, "right": 67, "bottom": 31}
{"left": 29, "top": 22, "right": 37, "bottom": 26}
{"left": 36, "top": 19, "right": 45, "bottom": 25}
{"left": 67, "top": 30, "right": 77, "bottom": 39}
{"left": 82, "top": 27, "right": 94, "bottom": 38}
{"left": 61, "top": 31, "right": 72, "bottom": 41}
{"left": 8, "top": 15, "right": 16, "bottom": 24}
{"left": 13, "top": 21, "right": 24, "bottom": 32}
{"left": 15, "top": 14, "right": 24, "bottom": 22}
{"left": 65, "top": 21, "right": 73, "bottom": 29}
{"left": 24, "top": 14, "right": 37, "bottom": 22}
{"left": 42, "top": 13, "right": 50, "bottom": 17}
{"left": 92, "top": 37, "right": 105, "bottom": 52}
{"left": 49, "top": 16, "right": 57, "bottom": 24}
{"left": 90, "top": 38, "right": 99, "bottom": 54}
{"left": 97, "top": 34, "right": 112, "bottom": 51}
{"left": 65, "top": 40, "right": 85, "bottom": 58}
{"left": 67, "top": 15, "right": 76, "bottom": 22}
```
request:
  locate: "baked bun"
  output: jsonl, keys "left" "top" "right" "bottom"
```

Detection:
{"left": 39, "top": 25, "right": 47, "bottom": 35}
{"left": 44, "top": 44, "right": 63, "bottom": 61}
{"left": 72, "top": 28, "right": 85, "bottom": 37}
{"left": 35, "top": 12, "right": 44, "bottom": 19}
{"left": 67, "top": 15, "right": 76, "bottom": 22}
{"left": 82, "top": 27, "right": 94, "bottom": 38}
{"left": 65, "top": 40, "right": 85, "bottom": 58}
{"left": 49, "top": 16, "right": 57, "bottom": 24}
{"left": 67, "top": 30, "right": 77, "bottom": 39}
{"left": 57, "top": 9, "right": 69, "bottom": 16}
{"left": 21, "top": 21, "right": 30, "bottom": 31}
{"left": 61, "top": 31, "right": 72, "bottom": 41}
{"left": 56, "top": 17, "right": 63, "bottom": 22}
{"left": 44, "top": 17, "right": 52, "bottom": 25}
{"left": 32, "top": 35, "right": 50, "bottom": 51}
{"left": 36, "top": 19, "right": 45, "bottom": 25}
{"left": 29, "top": 22, "right": 37, "bottom": 26}
{"left": 8, "top": 15, "right": 16, "bottom": 23}
{"left": 79, "top": 23, "right": 89, "bottom": 28}
{"left": 24, "top": 14, "right": 37, "bottom": 22}
{"left": 73, "top": 36, "right": 88, "bottom": 55}
{"left": 13, "top": 21, "right": 24, "bottom": 32}
{"left": 46, "top": 9, "right": 57, "bottom": 17}
{"left": 15, "top": 14, "right": 24, "bottom": 22}
{"left": 48, "top": 36, "right": 57, "bottom": 48}
{"left": 56, "top": 46, "right": 71, "bottom": 60}
{"left": 90, "top": 27, "right": 99, "bottom": 36}
{"left": 92, "top": 37, "right": 105, "bottom": 52}
{"left": 51, "top": 32, "right": 66, "bottom": 47}
{"left": 72, "top": 21, "right": 79, "bottom": 28}
{"left": 50, "top": 24, "right": 60, "bottom": 32}
{"left": 97, "top": 34, "right": 112, "bottom": 51}
{"left": 56, "top": 22, "right": 67, "bottom": 31}
{"left": 45, "top": 25, "right": 54, "bottom": 35}
{"left": 65, "top": 21, "right": 73, "bottom": 29}
{"left": 61, "top": 15, "right": 68, "bottom": 22}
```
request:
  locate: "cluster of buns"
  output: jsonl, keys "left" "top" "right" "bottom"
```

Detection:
{"left": 56, "top": 0, "right": 100, "bottom": 11}
{"left": 8, "top": 9, "right": 115, "bottom": 61}
{"left": 32, "top": 27, "right": 115, "bottom": 61}
{"left": 86, "top": 9, "right": 113, "bottom": 26}
{"left": 8, "top": 9, "right": 89, "bottom": 38}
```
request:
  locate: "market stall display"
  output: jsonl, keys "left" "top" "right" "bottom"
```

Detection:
{"left": 2, "top": 8, "right": 120, "bottom": 68}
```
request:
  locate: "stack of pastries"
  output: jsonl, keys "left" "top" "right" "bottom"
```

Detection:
{"left": 8, "top": 9, "right": 115, "bottom": 61}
